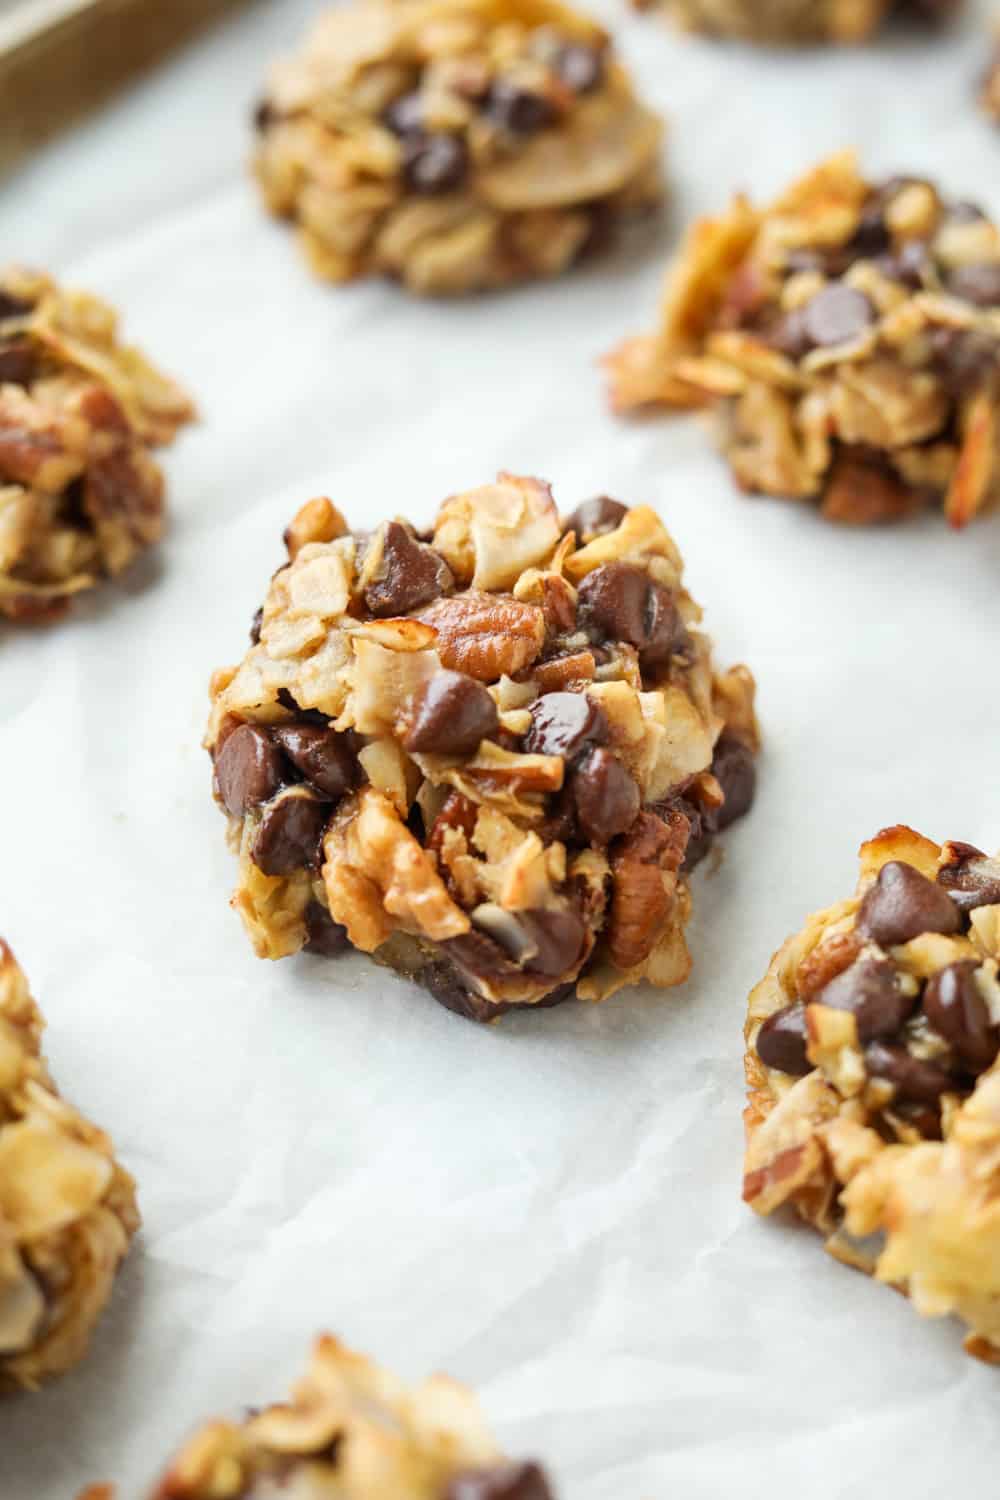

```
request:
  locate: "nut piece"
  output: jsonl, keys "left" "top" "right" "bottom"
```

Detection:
{"left": 146, "top": 1335, "right": 557, "bottom": 1500}
{"left": 606, "top": 151, "right": 1000, "bottom": 529}
{"left": 207, "top": 475, "right": 757, "bottom": 1022}
{"left": 0, "top": 941, "right": 139, "bottom": 1391}
{"left": 743, "top": 823, "right": 1000, "bottom": 1362}
{"left": 0, "top": 266, "right": 193, "bottom": 623}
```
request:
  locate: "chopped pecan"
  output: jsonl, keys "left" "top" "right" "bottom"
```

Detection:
{"left": 283, "top": 496, "right": 348, "bottom": 559}
{"left": 418, "top": 591, "right": 545, "bottom": 680}
{"left": 607, "top": 808, "right": 688, "bottom": 970}
{"left": 532, "top": 650, "right": 596, "bottom": 693}
{"left": 796, "top": 929, "right": 864, "bottom": 1000}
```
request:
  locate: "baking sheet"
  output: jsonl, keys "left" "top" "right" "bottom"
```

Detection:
{"left": 2, "top": 1, "right": 1000, "bottom": 1495}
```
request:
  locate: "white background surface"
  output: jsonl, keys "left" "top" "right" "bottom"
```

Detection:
{"left": 2, "top": 1, "right": 1000, "bottom": 1495}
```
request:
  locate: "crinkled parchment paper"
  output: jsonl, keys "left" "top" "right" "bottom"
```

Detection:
{"left": 1, "top": 0, "right": 999, "bottom": 1495}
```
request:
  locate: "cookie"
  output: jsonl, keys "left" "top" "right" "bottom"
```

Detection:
{"left": 0, "top": 268, "right": 194, "bottom": 622}
{"left": 605, "top": 151, "right": 1000, "bottom": 527}
{"left": 253, "top": 0, "right": 663, "bottom": 295}
{"left": 144, "top": 1335, "right": 554, "bottom": 1499}
{"left": 0, "top": 941, "right": 139, "bottom": 1392}
{"left": 637, "top": 0, "right": 958, "bottom": 43}
{"left": 205, "top": 478, "right": 758, "bottom": 1021}
{"left": 744, "top": 825, "right": 1000, "bottom": 1360}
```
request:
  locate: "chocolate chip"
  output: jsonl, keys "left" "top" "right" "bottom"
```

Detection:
{"left": 711, "top": 734, "right": 756, "bottom": 831}
{"left": 383, "top": 92, "right": 424, "bottom": 137}
{"left": 215, "top": 724, "right": 285, "bottom": 817}
{"left": 486, "top": 80, "right": 556, "bottom": 135}
{"left": 937, "top": 843, "right": 1000, "bottom": 913}
{"left": 249, "top": 606, "right": 263, "bottom": 644}
{"left": 858, "top": 861, "right": 962, "bottom": 948}
{"left": 864, "top": 1041, "right": 955, "bottom": 1105}
{"left": 847, "top": 197, "right": 893, "bottom": 259}
{"left": 561, "top": 495, "right": 627, "bottom": 540}
{"left": 253, "top": 98, "right": 276, "bottom": 133}
{"left": 518, "top": 908, "right": 587, "bottom": 976}
{"left": 251, "top": 791, "right": 328, "bottom": 875}
{"left": 551, "top": 43, "right": 605, "bottom": 93}
{"left": 447, "top": 1463, "right": 555, "bottom": 1500}
{"left": 873, "top": 240, "right": 928, "bottom": 290}
{"left": 275, "top": 689, "right": 331, "bottom": 726}
{"left": 948, "top": 201, "right": 987, "bottom": 224}
{"left": 402, "top": 671, "right": 499, "bottom": 756}
{"left": 364, "top": 522, "right": 452, "bottom": 617}
{"left": 928, "top": 326, "right": 999, "bottom": 397}
{"left": 572, "top": 747, "right": 639, "bottom": 844}
{"left": 814, "top": 957, "right": 916, "bottom": 1043}
{"left": 272, "top": 723, "right": 355, "bottom": 800}
{"left": 524, "top": 691, "right": 608, "bottom": 759}
{"left": 946, "top": 262, "right": 1000, "bottom": 309}
{"left": 304, "top": 901, "right": 349, "bottom": 957}
{"left": 923, "top": 960, "right": 998, "bottom": 1073}
{"left": 0, "top": 291, "right": 32, "bottom": 320}
{"left": 577, "top": 563, "right": 686, "bottom": 668}
{"left": 800, "top": 285, "right": 874, "bottom": 349}
{"left": 756, "top": 1003, "right": 811, "bottom": 1076}
{"left": 402, "top": 133, "right": 468, "bottom": 194}
{"left": 0, "top": 339, "right": 36, "bottom": 385}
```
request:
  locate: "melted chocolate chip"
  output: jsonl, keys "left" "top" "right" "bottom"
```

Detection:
{"left": 402, "top": 671, "right": 499, "bottom": 756}
{"left": 524, "top": 691, "right": 608, "bottom": 759}
{"left": 937, "top": 844, "right": 1000, "bottom": 913}
{"left": 946, "top": 262, "right": 1000, "bottom": 309}
{"left": 572, "top": 747, "right": 639, "bottom": 845}
{"left": 756, "top": 1002, "right": 811, "bottom": 1076}
{"left": 711, "top": 734, "right": 756, "bottom": 831}
{"left": 272, "top": 723, "right": 355, "bottom": 800}
{"left": 486, "top": 80, "right": 556, "bottom": 135}
{"left": 304, "top": 901, "right": 350, "bottom": 957}
{"left": 518, "top": 908, "right": 587, "bottom": 976}
{"left": 873, "top": 240, "right": 929, "bottom": 289}
{"left": 0, "top": 339, "right": 36, "bottom": 385}
{"left": 923, "top": 960, "right": 998, "bottom": 1073}
{"left": 251, "top": 792, "right": 328, "bottom": 875}
{"left": 815, "top": 957, "right": 916, "bottom": 1043}
{"left": 551, "top": 42, "right": 605, "bottom": 93}
{"left": 864, "top": 1042, "right": 955, "bottom": 1105}
{"left": 577, "top": 562, "right": 685, "bottom": 668}
{"left": 447, "top": 1463, "right": 555, "bottom": 1500}
{"left": 383, "top": 92, "right": 424, "bottom": 137}
{"left": 801, "top": 285, "right": 874, "bottom": 348}
{"left": 364, "top": 522, "right": 452, "bottom": 617}
{"left": 857, "top": 861, "right": 962, "bottom": 948}
{"left": 561, "top": 495, "right": 627, "bottom": 540}
{"left": 402, "top": 133, "right": 469, "bottom": 194}
{"left": 215, "top": 725, "right": 285, "bottom": 817}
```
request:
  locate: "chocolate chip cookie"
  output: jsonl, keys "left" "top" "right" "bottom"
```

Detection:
{"left": 606, "top": 151, "right": 1000, "bottom": 527}
{"left": 636, "top": 0, "right": 959, "bottom": 42}
{"left": 146, "top": 1335, "right": 556, "bottom": 1499}
{"left": 0, "top": 941, "right": 139, "bottom": 1392}
{"left": 0, "top": 268, "right": 194, "bottom": 622}
{"left": 253, "top": 0, "right": 663, "bottom": 295}
{"left": 205, "top": 478, "right": 758, "bottom": 1021}
{"left": 744, "top": 825, "right": 1000, "bottom": 1361}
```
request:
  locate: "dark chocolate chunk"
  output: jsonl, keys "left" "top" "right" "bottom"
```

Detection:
{"left": 571, "top": 747, "right": 639, "bottom": 845}
{"left": 756, "top": 1002, "right": 811, "bottom": 1076}
{"left": 402, "top": 134, "right": 469, "bottom": 194}
{"left": 800, "top": 285, "right": 874, "bottom": 349}
{"left": 937, "top": 843, "right": 1000, "bottom": 914}
{"left": 251, "top": 792, "right": 328, "bottom": 876}
{"left": 215, "top": 724, "right": 285, "bottom": 817}
{"left": 486, "top": 80, "right": 556, "bottom": 135}
{"left": 577, "top": 562, "right": 685, "bottom": 668}
{"left": 814, "top": 957, "right": 916, "bottom": 1043}
{"left": 402, "top": 671, "right": 499, "bottom": 756}
{"left": 272, "top": 723, "right": 355, "bottom": 801}
{"left": 447, "top": 1463, "right": 555, "bottom": 1500}
{"left": 923, "top": 960, "right": 998, "bottom": 1073}
{"left": 857, "top": 861, "right": 962, "bottom": 948}
{"left": 561, "top": 495, "right": 627, "bottom": 540}
{"left": 524, "top": 691, "right": 608, "bottom": 760}
{"left": 864, "top": 1041, "right": 955, "bottom": 1105}
{"left": 364, "top": 521, "right": 453, "bottom": 617}
{"left": 304, "top": 901, "right": 350, "bottom": 957}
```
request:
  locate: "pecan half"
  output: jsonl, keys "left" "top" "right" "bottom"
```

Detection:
{"left": 607, "top": 809, "right": 688, "bottom": 970}
{"left": 418, "top": 591, "right": 545, "bottom": 680}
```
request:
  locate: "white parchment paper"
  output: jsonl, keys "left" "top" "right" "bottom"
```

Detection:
{"left": 2, "top": 1, "right": 1000, "bottom": 1494}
